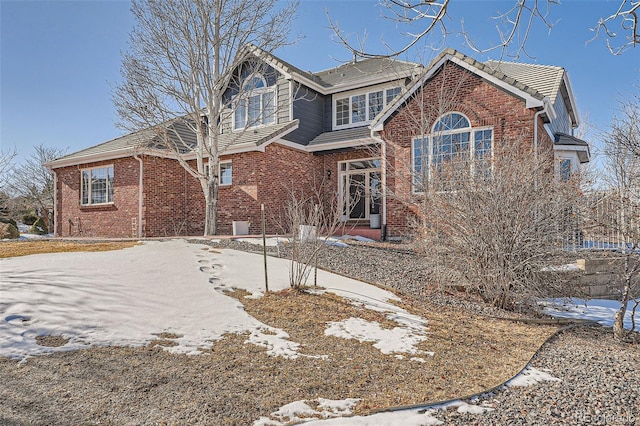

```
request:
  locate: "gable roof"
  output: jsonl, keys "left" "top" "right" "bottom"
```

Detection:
{"left": 485, "top": 60, "right": 578, "bottom": 127}
{"left": 484, "top": 61, "right": 564, "bottom": 104}
{"left": 246, "top": 44, "right": 422, "bottom": 94}
{"left": 371, "top": 48, "right": 565, "bottom": 131}
{"left": 47, "top": 119, "right": 300, "bottom": 168}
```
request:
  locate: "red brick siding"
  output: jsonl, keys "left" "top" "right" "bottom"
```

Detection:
{"left": 142, "top": 156, "right": 205, "bottom": 237}
{"left": 54, "top": 157, "right": 140, "bottom": 238}
{"left": 380, "top": 62, "right": 552, "bottom": 237}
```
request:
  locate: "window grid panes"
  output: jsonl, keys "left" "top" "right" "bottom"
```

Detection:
{"left": 335, "top": 86, "right": 401, "bottom": 128}
{"left": 81, "top": 166, "right": 114, "bottom": 205}
{"left": 233, "top": 74, "right": 275, "bottom": 130}
{"left": 368, "top": 91, "right": 384, "bottom": 120}
{"left": 386, "top": 87, "right": 401, "bottom": 103}
{"left": 351, "top": 94, "right": 366, "bottom": 123}
{"left": 559, "top": 159, "right": 572, "bottom": 182}
{"left": 336, "top": 98, "right": 349, "bottom": 126}
{"left": 220, "top": 162, "right": 232, "bottom": 186}
{"left": 412, "top": 112, "right": 493, "bottom": 192}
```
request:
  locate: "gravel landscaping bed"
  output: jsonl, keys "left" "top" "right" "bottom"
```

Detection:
{"left": 441, "top": 326, "right": 639, "bottom": 425}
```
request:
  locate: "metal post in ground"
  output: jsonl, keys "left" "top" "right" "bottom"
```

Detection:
{"left": 261, "top": 203, "right": 269, "bottom": 293}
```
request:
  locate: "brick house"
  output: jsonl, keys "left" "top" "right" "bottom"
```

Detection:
{"left": 47, "top": 47, "right": 589, "bottom": 239}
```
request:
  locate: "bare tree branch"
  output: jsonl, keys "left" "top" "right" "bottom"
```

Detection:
{"left": 591, "top": 0, "right": 639, "bottom": 55}
{"left": 7, "top": 144, "right": 67, "bottom": 230}
{"left": 113, "top": 0, "right": 298, "bottom": 235}
{"left": 0, "top": 147, "right": 18, "bottom": 192}
{"left": 330, "top": 0, "right": 636, "bottom": 60}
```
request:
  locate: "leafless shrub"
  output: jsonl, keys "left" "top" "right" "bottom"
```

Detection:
{"left": 278, "top": 180, "right": 360, "bottom": 289}
{"left": 598, "top": 91, "right": 640, "bottom": 340}
{"left": 411, "top": 138, "right": 582, "bottom": 310}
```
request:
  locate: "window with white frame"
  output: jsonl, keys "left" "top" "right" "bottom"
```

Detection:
{"left": 558, "top": 158, "right": 572, "bottom": 182}
{"left": 219, "top": 161, "right": 232, "bottom": 186}
{"left": 334, "top": 87, "right": 401, "bottom": 129}
{"left": 412, "top": 112, "right": 493, "bottom": 192}
{"left": 205, "top": 161, "right": 232, "bottom": 186}
{"left": 233, "top": 75, "right": 275, "bottom": 130}
{"left": 81, "top": 166, "right": 114, "bottom": 205}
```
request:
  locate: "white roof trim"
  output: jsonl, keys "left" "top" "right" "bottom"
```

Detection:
{"left": 372, "top": 53, "right": 547, "bottom": 132}
{"left": 46, "top": 148, "right": 137, "bottom": 169}
{"left": 554, "top": 144, "right": 589, "bottom": 152}
{"left": 306, "top": 137, "right": 376, "bottom": 153}
{"left": 562, "top": 72, "right": 579, "bottom": 127}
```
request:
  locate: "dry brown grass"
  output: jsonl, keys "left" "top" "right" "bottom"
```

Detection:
{"left": 223, "top": 287, "right": 559, "bottom": 414}
{"left": 0, "top": 240, "right": 138, "bottom": 258}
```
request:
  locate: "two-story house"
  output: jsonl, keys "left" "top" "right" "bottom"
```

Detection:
{"left": 47, "top": 47, "right": 589, "bottom": 239}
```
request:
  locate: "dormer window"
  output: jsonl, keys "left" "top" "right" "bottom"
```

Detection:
{"left": 233, "top": 75, "right": 275, "bottom": 130}
{"left": 334, "top": 86, "right": 401, "bottom": 129}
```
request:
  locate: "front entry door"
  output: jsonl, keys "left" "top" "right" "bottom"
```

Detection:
{"left": 339, "top": 158, "right": 381, "bottom": 220}
{"left": 349, "top": 174, "right": 366, "bottom": 219}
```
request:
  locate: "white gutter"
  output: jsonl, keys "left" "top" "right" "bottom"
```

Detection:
{"left": 533, "top": 97, "right": 556, "bottom": 163}
{"left": 134, "top": 155, "right": 144, "bottom": 237}
{"left": 52, "top": 169, "right": 58, "bottom": 236}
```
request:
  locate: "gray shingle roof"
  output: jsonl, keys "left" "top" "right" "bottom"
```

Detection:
{"left": 484, "top": 60, "right": 565, "bottom": 104}
{"left": 313, "top": 58, "right": 422, "bottom": 89}
{"left": 48, "top": 119, "right": 299, "bottom": 167}
{"left": 371, "top": 48, "right": 562, "bottom": 131}
{"left": 247, "top": 44, "right": 421, "bottom": 91}
{"left": 555, "top": 132, "right": 590, "bottom": 163}
{"left": 307, "top": 126, "right": 372, "bottom": 147}
{"left": 554, "top": 132, "right": 588, "bottom": 147}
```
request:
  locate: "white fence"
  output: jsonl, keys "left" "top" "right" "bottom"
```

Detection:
{"left": 565, "top": 190, "right": 640, "bottom": 251}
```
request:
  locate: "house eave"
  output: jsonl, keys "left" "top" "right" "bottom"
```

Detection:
{"left": 46, "top": 148, "right": 137, "bottom": 169}
{"left": 306, "top": 137, "right": 377, "bottom": 153}
{"left": 554, "top": 143, "right": 590, "bottom": 163}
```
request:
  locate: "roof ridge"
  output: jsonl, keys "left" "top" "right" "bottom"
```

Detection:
{"left": 485, "top": 59, "right": 564, "bottom": 71}
{"left": 313, "top": 57, "right": 421, "bottom": 75}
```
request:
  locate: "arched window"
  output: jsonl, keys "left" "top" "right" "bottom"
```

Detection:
{"left": 234, "top": 74, "right": 275, "bottom": 130}
{"left": 244, "top": 76, "right": 266, "bottom": 91}
{"left": 412, "top": 112, "right": 493, "bottom": 192}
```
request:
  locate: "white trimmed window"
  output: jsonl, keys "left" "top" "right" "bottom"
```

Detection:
{"left": 334, "top": 87, "right": 400, "bottom": 129}
{"left": 219, "top": 161, "right": 232, "bottom": 186}
{"left": 412, "top": 112, "right": 493, "bottom": 192}
{"left": 233, "top": 75, "right": 276, "bottom": 130}
{"left": 81, "top": 165, "right": 114, "bottom": 205}
{"left": 557, "top": 158, "right": 572, "bottom": 182}
{"left": 205, "top": 161, "right": 232, "bottom": 186}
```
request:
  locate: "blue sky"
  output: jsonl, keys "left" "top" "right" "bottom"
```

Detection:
{"left": 1, "top": 0, "right": 638, "bottom": 165}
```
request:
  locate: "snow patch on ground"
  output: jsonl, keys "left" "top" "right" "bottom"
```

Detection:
{"left": 325, "top": 317, "right": 430, "bottom": 356}
{"left": 542, "top": 298, "right": 638, "bottom": 330}
{"left": 1, "top": 241, "right": 433, "bottom": 365}
{"left": 257, "top": 398, "right": 496, "bottom": 425}
{"left": 506, "top": 366, "right": 562, "bottom": 387}
{"left": 254, "top": 398, "right": 361, "bottom": 425}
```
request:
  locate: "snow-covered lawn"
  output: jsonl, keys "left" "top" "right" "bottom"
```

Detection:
{"left": 0, "top": 239, "right": 616, "bottom": 424}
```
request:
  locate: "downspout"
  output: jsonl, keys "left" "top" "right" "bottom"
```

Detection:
{"left": 134, "top": 155, "right": 144, "bottom": 238}
{"left": 532, "top": 97, "right": 554, "bottom": 191}
{"left": 533, "top": 96, "right": 556, "bottom": 163}
{"left": 371, "top": 129, "right": 387, "bottom": 241}
{"left": 52, "top": 169, "right": 58, "bottom": 236}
